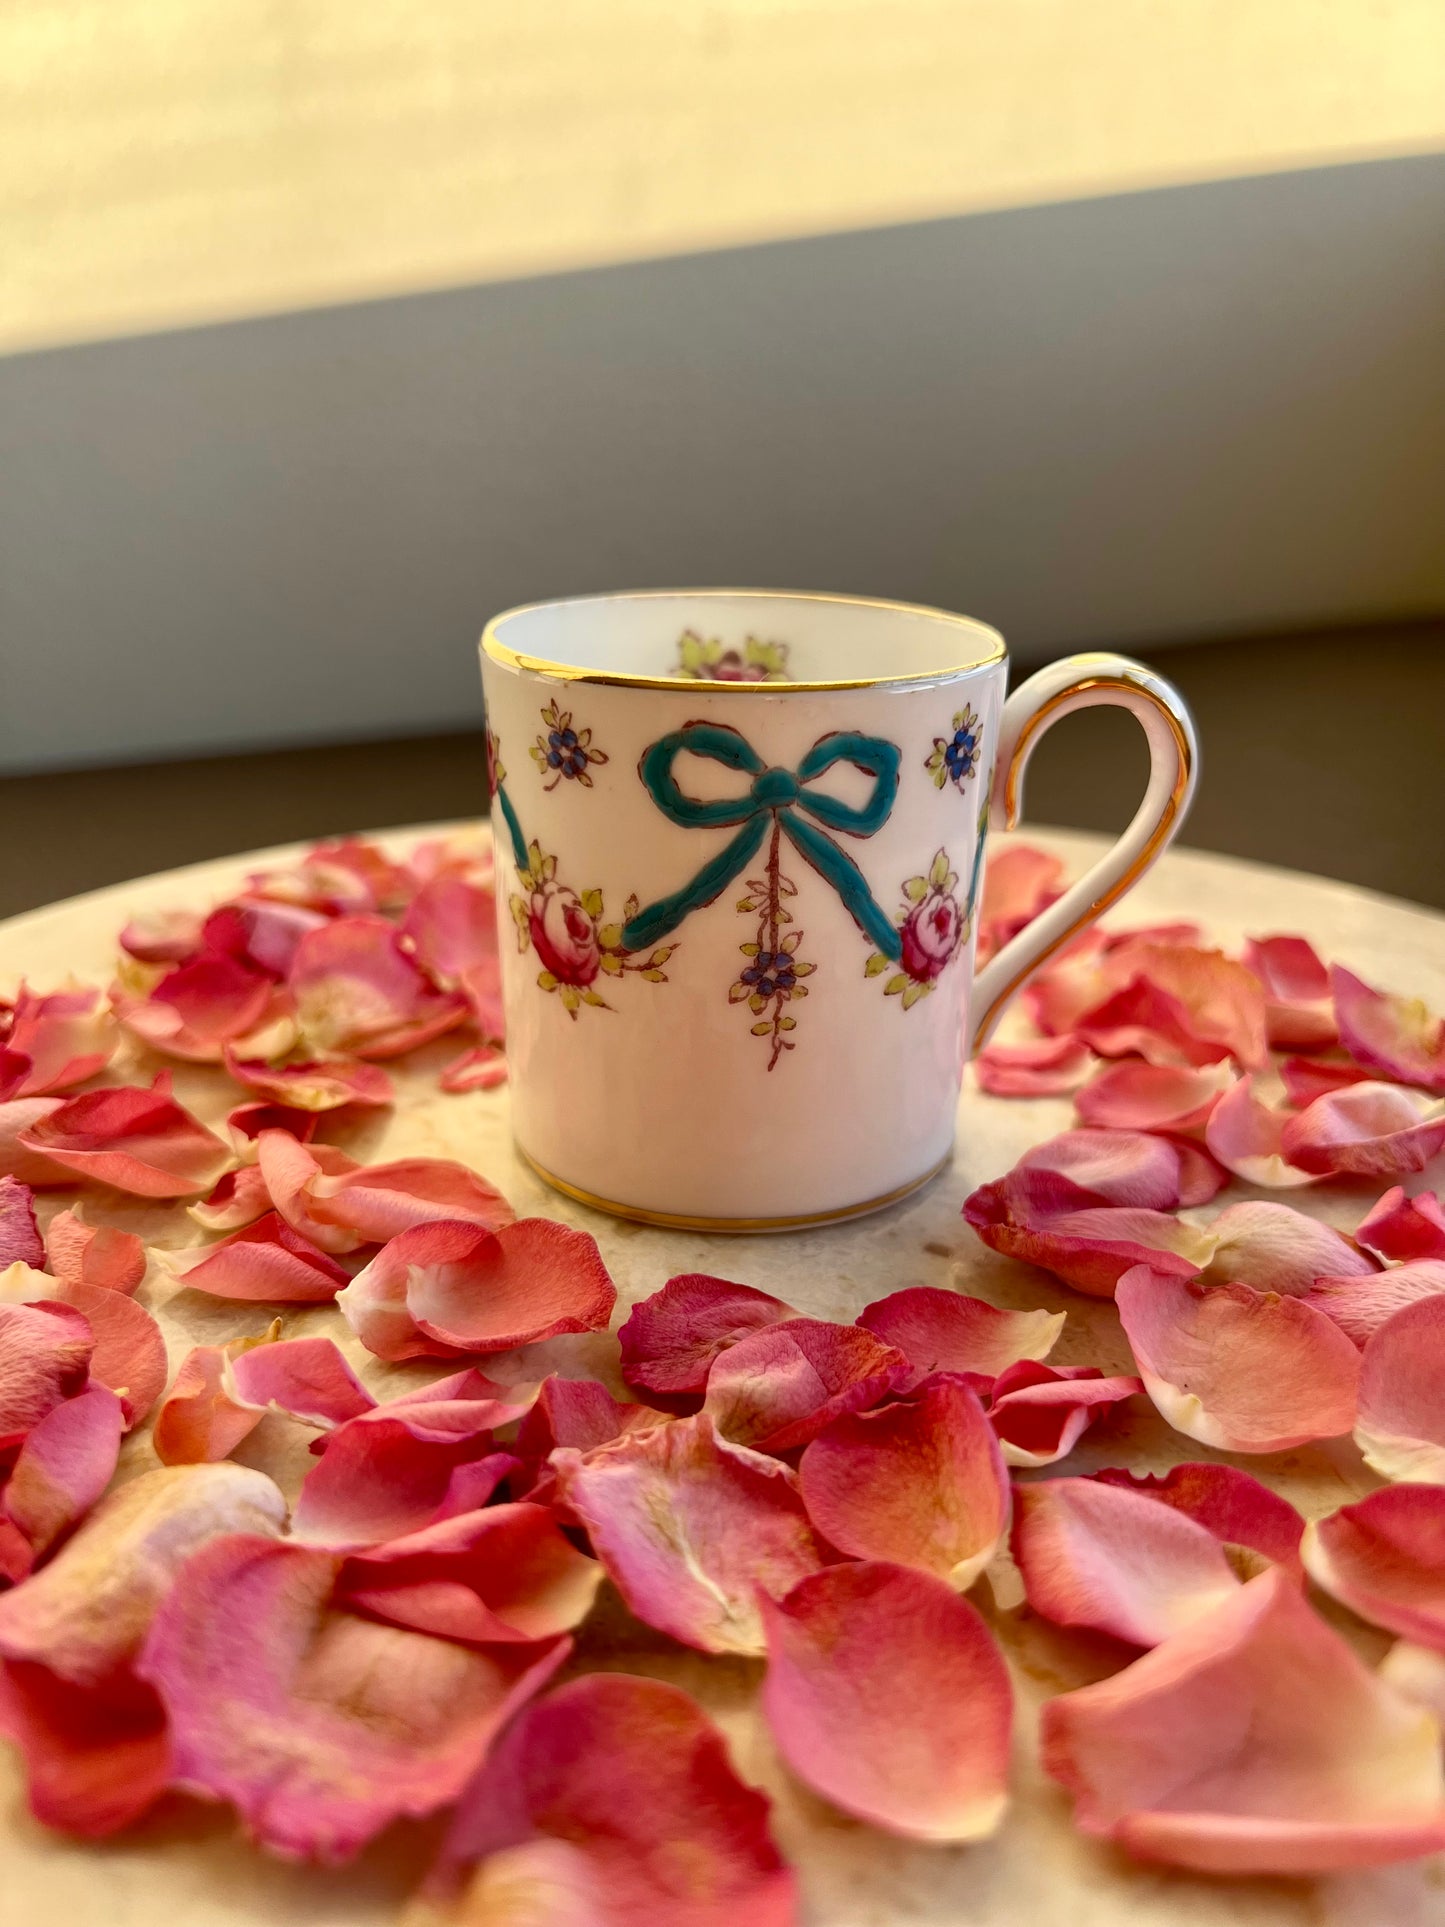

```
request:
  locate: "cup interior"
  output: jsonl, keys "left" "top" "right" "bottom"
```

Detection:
{"left": 484, "top": 590, "right": 1003, "bottom": 688}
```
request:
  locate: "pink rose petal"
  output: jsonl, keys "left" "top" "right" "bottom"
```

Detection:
{"left": 1116, "top": 1266, "right": 1360, "bottom": 1453}
{"left": 254, "top": 1130, "right": 366, "bottom": 1252}
{"left": 702, "top": 1317, "right": 909, "bottom": 1454}
{"left": 618, "top": 1272, "right": 797, "bottom": 1406}
{"left": 348, "top": 1367, "right": 534, "bottom": 1442}
{"left": 1092, "top": 1462, "right": 1305, "bottom": 1577}
{"left": 1, "top": 1384, "right": 125, "bottom": 1578}
{"left": 336, "top": 1502, "right": 602, "bottom": 1643}
{"left": 0, "top": 1176, "right": 44, "bottom": 1269}
{"left": 0, "top": 986, "right": 116, "bottom": 1098}
{"left": 290, "top": 914, "right": 468, "bottom": 1060}
{"left": 18, "top": 1083, "right": 232, "bottom": 1198}
{"left": 118, "top": 908, "right": 204, "bottom": 964}
{"left": 187, "top": 1162, "right": 272, "bottom": 1232}
{"left": 115, "top": 950, "right": 278, "bottom": 1062}
{"left": 249, "top": 837, "right": 409, "bottom": 916}
{"left": 1281, "top": 1082, "right": 1445, "bottom": 1179}
{"left": 223, "top": 1048, "right": 394, "bottom": 1112}
{"left": 43, "top": 1206, "right": 146, "bottom": 1295}
{"left": 1333, "top": 965, "right": 1445, "bottom": 1095}
{"left": 154, "top": 1328, "right": 283, "bottom": 1466}
{"left": 400, "top": 876, "right": 499, "bottom": 988}
{"left": 308, "top": 1153, "right": 515, "bottom": 1243}
{"left": 553, "top": 1413, "right": 825, "bottom": 1655}
{"left": 1302, "top": 1484, "right": 1445, "bottom": 1649}
{"left": 439, "top": 1042, "right": 508, "bottom": 1093}
{"left": 1358, "top": 1187, "right": 1445, "bottom": 1263}
{"left": 1381, "top": 1643, "right": 1445, "bottom": 1722}
{"left": 798, "top": 1376, "right": 1009, "bottom": 1587}
{"left": 1170, "top": 1138, "right": 1231, "bottom": 1206}
{"left": 1301, "top": 1261, "right": 1445, "bottom": 1345}
{"left": 1074, "top": 946, "right": 1269, "bottom": 1071}
{"left": 1017, "top": 1129, "right": 1186, "bottom": 1209}
{"left": 1355, "top": 1297, "right": 1445, "bottom": 1482}
{"left": 1074, "top": 1060, "right": 1229, "bottom": 1136}
{"left": 1278, "top": 1054, "right": 1379, "bottom": 1106}
{"left": 60, "top": 1280, "right": 167, "bottom": 1427}
{"left": 292, "top": 1416, "right": 520, "bottom": 1549}
{"left": 1199, "top": 1198, "right": 1377, "bottom": 1295}
{"left": 760, "top": 1561, "right": 1013, "bottom": 1841}
{"left": 856, "top": 1286, "right": 1064, "bottom": 1381}
{"left": 1041, "top": 1567, "right": 1445, "bottom": 1874}
{"left": 0, "top": 1300, "right": 93, "bottom": 1449}
{"left": 964, "top": 1173, "right": 1210, "bottom": 1299}
{"left": 425, "top": 1674, "right": 794, "bottom": 1927}
{"left": 0, "top": 1659, "right": 169, "bottom": 1837}
{"left": 976, "top": 843, "right": 1065, "bottom": 965}
{"left": 138, "top": 1533, "right": 569, "bottom": 1862}
{"left": 224, "top": 1100, "right": 320, "bottom": 1151}
{"left": 338, "top": 1218, "right": 615, "bottom": 1362}
{"left": 0, "top": 1098, "right": 68, "bottom": 1186}
{"left": 1204, "top": 1075, "right": 1316, "bottom": 1188}
{"left": 154, "top": 1331, "right": 373, "bottom": 1465}
{"left": 1242, "top": 935, "right": 1338, "bottom": 1051}
{"left": 170, "top": 1209, "right": 351, "bottom": 1302}
{"left": 513, "top": 1374, "right": 660, "bottom": 1504}
{"left": 986, "top": 1361, "right": 1143, "bottom": 1467}
{"left": 1012, "top": 1474, "right": 1244, "bottom": 1647}
{"left": 201, "top": 895, "right": 327, "bottom": 979}
{"left": 975, "top": 1034, "right": 1094, "bottom": 1097}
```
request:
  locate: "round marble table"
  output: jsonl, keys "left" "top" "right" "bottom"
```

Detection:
{"left": 2, "top": 826, "right": 1443, "bottom": 1927}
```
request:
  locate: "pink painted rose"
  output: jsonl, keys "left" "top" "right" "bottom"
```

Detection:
{"left": 529, "top": 881, "right": 602, "bottom": 986}
{"left": 900, "top": 888, "right": 962, "bottom": 983}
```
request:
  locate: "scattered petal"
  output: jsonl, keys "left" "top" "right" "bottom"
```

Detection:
{"left": 61, "top": 1280, "right": 167, "bottom": 1427}
{"left": 964, "top": 1172, "right": 1209, "bottom": 1298}
{"left": 1302, "top": 1484, "right": 1445, "bottom": 1648}
{"left": 1281, "top": 1082, "right": 1445, "bottom": 1179}
{"left": 798, "top": 1376, "right": 1009, "bottom": 1587}
{"left": 513, "top": 1374, "right": 659, "bottom": 1503}
{"left": 422, "top": 1674, "right": 794, "bottom": 1927}
{"left": 439, "top": 1043, "right": 508, "bottom": 1093}
{"left": 987, "top": 1361, "right": 1143, "bottom": 1467}
{"left": 187, "top": 1162, "right": 272, "bottom": 1232}
{"left": 1357, "top": 1187, "right": 1445, "bottom": 1263}
{"left": 1075, "top": 946, "right": 1269, "bottom": 1071}
{"left": 1116, "top": 1266, "right": 1360, "bottom": 1453}
{"left": 118, "top": 908, "right": 204, "bottom": 964}
{"left": 1199, "top": 1198, "right": 1377, "bottom": 1295}
{"left": 976, "top": 843, "right": 1065, "bottom": 965}
{"left": 975, "top": 1034, "right": 1094, "bottom": 1097}
{"left": 0, "top": 986, "right": 116, "bottom": 1097}
{"left": 0, "top": 1657, "right": 169, "bottom": 1836}
{"left": 224, "top": 1100, "right": 320, "bottom": 1151}
{"left": 856, "top": 1285, "right": 1063, "bottom": 1381}
{"left": 1092, "top": 1462, "right": 1305, "bottom": 1577}
{"left": 1381, "top": 1642, "right": 1445, "bottom": 1723}
{"left": 1, "top": 1384, "right": 125, "bottom": 1576}
{"left": 0, "top": 1098, "right": 68, "bottom": 1186}
{"left": 138, "top": 1534, "right": 569, "bottom": 1862}
{"left": 167, "top": 1209, "right": 351, "bottom": 1302}
{"left": 703, "top": 1317, "right": 909, "bottom": 1454}
{"left": 154, "top": 1330, "right": 372, "bottom": 1465}
{"left": 18, "top": 1083, "right": 232, "bottom": 1198}
{"left": 308, "top": 1153, "right": 515, "bottom": 1243}
{"left": 1204, "top": 1075, "right": 1316, "bottom": 1187}
{"left": 1355, "top": 1297, "right": 1445, "bottom": 1482}
{"left": 290, "top": 915, "right": 468, "bottom": 1059}
{"left": 1041, "top": 1567, "right": 1445, "bottom": 1874}
{"left": 0, "top": 1299, "right": 93, "bottom": 1449}
{"left": 553, "top": 1413, "right": 825, "bottom": 1655}
{"left": 400, "top": 876, "right": 499, "bottom": 988}
{"left": 0, "top": 1176, "right": 44, "bottom": 1269}
{"left": 1301, "top": 1261, "right": 1445, "bottom": 1345}
{"left": 1333, "top": 965, "right": 1445, "bottom": 1095}
{"left": 1278, "top": 1054, "right": 1379, "bottom": 1106}
{"left": 202, "top": 895, "right": 328, "bottom": 979}
{"left": 254, "top": 1131, "right": 367, "bottom": 1252}
{"left": 1017, "top": 1129, "right": 1186, "bottom": 1209}
{"left": 115, "top": 951, "right": 277, "bottom": 1062}
{"left": 223, "top": 1048, "right": 394, "bottom": 1112}
{"left": 618, "top": 1272, "right": 797, "bottom": 1406}
{"left": 1074, "top": 1060, "right": 1228, "bottom": 1136}
{"left": 1012, "top": 1475, "right": 1243, "bottom": 1646}
{"left": 760, "top": 1561, "right": 1012, "bottom": 1841}
{"left": 1242, "top": 935, "right": 1338, "bottom": 1051}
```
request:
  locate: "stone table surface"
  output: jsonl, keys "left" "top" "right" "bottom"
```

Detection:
{"left": 1, "top": 824, "right": 1443, "bottom": 1927}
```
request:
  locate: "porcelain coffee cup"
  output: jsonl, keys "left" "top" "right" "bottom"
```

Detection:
{"left": 479, "top": 590, "right": 1196, "bottom": 1229}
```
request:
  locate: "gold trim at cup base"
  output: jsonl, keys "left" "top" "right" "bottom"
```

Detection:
{"left": 517, "top": 1146, "right": 953, "bottom": 1233}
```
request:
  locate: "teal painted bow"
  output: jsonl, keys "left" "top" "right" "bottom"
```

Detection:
{"left": 621, "top": 723, "right": 902, "bottom": 956}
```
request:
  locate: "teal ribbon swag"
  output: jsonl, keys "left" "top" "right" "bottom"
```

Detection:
{"left": 621, "top": 724, "right": 903, "bottom": 958}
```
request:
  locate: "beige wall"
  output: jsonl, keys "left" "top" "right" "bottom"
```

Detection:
{"left": 4, "top": 0, "right": 1444, "bottom": 353}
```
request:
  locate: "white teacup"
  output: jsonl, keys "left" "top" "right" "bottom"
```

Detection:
{"left": 480, "top": 590, "right": 1196, "bottom": 1229}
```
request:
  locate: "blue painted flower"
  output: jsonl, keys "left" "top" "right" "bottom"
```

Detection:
{"left": 926, "top": 703, "right": 983, "bottom": 792}
{"left": 740, "top": 948, "right": 798, "bottom": 998}
{"left": 532, "top": 700, "right": 609, "bottom": 790}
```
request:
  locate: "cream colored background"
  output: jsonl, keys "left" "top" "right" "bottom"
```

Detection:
{"left": 4, "top": 0, "right": 1445, "bottom": 353}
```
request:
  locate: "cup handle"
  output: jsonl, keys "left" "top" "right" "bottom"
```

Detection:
{"left": 970, "top": 653, "right": 1199, "bottom": 1051}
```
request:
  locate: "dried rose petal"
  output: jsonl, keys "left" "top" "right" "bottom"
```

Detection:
{"left": 1333, "top": 965, "right": 1445, "bottom": 1095}
{"left": 1301, "top": 1261, "right": 1445, "bottom": 1345}
{"left": 1017, "top": 1129, "right": 1186, "bottom": 1209}
{"left": 439, "top": 1043, "right": 508, "bottom": 1093}
{"left": 702, "top": 1317, "right": 908, "bottom": 1454}
{"left": 61, "top": 1280, "right": 167, "bottom": 1427}
{"left": 254, "top": 1131, "right": 367, "bottom": 1252}
{"left": 1012, "top": 1475, "right": 1244, "bottom": 1647}
{"left": 1355, "top": 1297, "right": 1445, "bottom": 1482}
{"left": 400, "top": 876, "right": 499, "bottom": 988}
{"left": 1356, "top": 1187, "right": 1445, "bottom": 1263}
{"left": 43, "top": 1206, "right": 146, "bottom": 1295}
{"left": 249, "top": 837, "right": 408, "bottom": 916}
{"left": 964, "top": 1173, "right": 1209, "bottom": 1299}
{"left": 798, "top": 1376, "right": 1009, "bottom": 1587}
{"left": 138, "top": 1534, "right": 569, "bottom": 1862}
{"left": 1092, "top": 1462, "right": 1305, "bottom": 1576}
{"left": 308, "top": 1153, "right": 514, "bottom": 1243}
{"left": 0, "top": 1300, "right": 94, "bottom": 1449}
{"left": 224, "top": 1100, "right": 320, "bottom": 1150}
{"left": 115, "top": 951, "right": 278, "bottom": 1062}
{"left": 1116, "top": 1266, "right": 1360, "bottom": 1453}
{"left": 292, "top": 1416, "right": 520, "bottom": 1549}
{"left": 18, "top": 1083, "right": 232, "bottom": 1198}
{"left": 223, "top": 1048, "right": 394, "bottom": 1112}
{"left": 986, "top": 1361, "right": 1143, "bottom": 1467}
{"left": 1, "top": 1384, "right": 124, "bottom": 1578}
{"left": 0, "top": 1658, "right": 170, "bottom": 1836}
{"left": 760, "top": 1561, "right": 1012, "bottom": 1841}
{"left": 513, "top": 1375, "right": 659, "bottom": 1504}
{"left": 1074, "top": 1060, "right": 1229, "bottom": 1136}
{"left": 1075, "top": 946, "right": 1269, "bottom": 1071}
{"left": 1041, "top": 1568, "right": 1445, "bottom": 1874}
{"left": 202, "top": 895, "right": 328, "bottom": 979}
{"left": 0, "top": 1176, "right": 44, "bottom": 1269}
{"left": 1302, "top": 1485, "right": 1445, "bottom": 1648}
{"left": 348, "top": 1367, "right": 535, "bottom": 1442}
{"left": 856, "top": 1286, "right": 1063, "bottom": 1381}
{"left": 118, "top": 908, "right": 204, "bottom": 964}
{"left": 338, "top": 1219, "right": 615, "bottom": 1361}
{"left": 168, "top": 1209, "right": 351, "bottom": 1302}
{"left": 154, "top": 1330, "right": 372, "bottom": 1465}
{"left": 1381, "top": 1643, "right": 1445, "bottom": 1723}
{"left": 0, "top": 1098, "right": 67, "bottom": 1186}
{"left": 187, "top": 1162, "right": 272, "bottom": 1232}
{"left": 1203, "top": 1075, "right": 1315, "bottom": 1188}
{"left": 618, "top": 1272, "right": 797, "bottom": 1406}
{"left": 1198, "top": 1198, "right": 1377, "bottom": 1296}
{"left": 975, "top": 1034, "right": 1094, "bottom": 1097}
{"left": 553, "top": 1413, "right": 825, "bottom": 1655}
{"left": 0, "top": 986, "right": 116, "bottom": 1098}
{"left": 337, "top": 1502, "right": 603, "bottom": 1643}
{"left": 1278, "top": 1054, "right": 1379, "bottom": 1106}
{"left": 1280, "top": 1082, "right": 1445, "bottom": 1179}
{"left": 1242, "top": 935, "right": 1338, "bottom": 1051}
{"left": 290, "top": 915, "right": 468, "bottom": 1060}
{"left": 976, "top": 843, "right": 1065, "bottom": 966}
{"left": 423, "top": 1674, "right": 794, "bottom": 1927}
